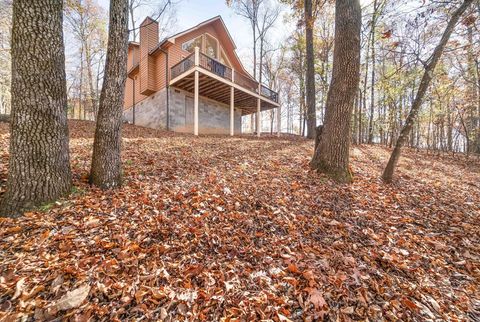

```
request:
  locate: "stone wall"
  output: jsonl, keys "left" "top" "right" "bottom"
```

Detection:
{"left": 124, "top": 87, "right": 242, "bottom": 135}
{"left": 123, "top": 89, "right": 167, "bottom": 129}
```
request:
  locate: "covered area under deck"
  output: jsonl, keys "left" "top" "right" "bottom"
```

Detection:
{"left": 169, "top": 47, "right": 280, "bottom": 136}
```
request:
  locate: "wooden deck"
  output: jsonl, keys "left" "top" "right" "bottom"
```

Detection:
{"left": 169, "top": 52, "right": 279, "bottom": 115}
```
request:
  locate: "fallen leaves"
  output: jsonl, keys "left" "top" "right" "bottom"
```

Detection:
{"left": 54, "top": 284, "right": 90, "bottom": 311}
{"left": 0, "top": 120, "right": 479, "bottom": 320}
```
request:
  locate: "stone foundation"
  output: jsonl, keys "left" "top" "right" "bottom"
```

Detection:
{"left": 123, "top": 87, "right": 242, "bottom": 135}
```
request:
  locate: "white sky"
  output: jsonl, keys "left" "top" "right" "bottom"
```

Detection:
{"left": 97, "top": 0, "right": 295, "bottom": 73}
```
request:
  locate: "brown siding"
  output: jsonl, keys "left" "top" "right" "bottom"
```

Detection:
{"left": 124, "top": 75, "right": 148, "bottom": 110}
{"left": 124, "top": 17, "right": 256, "bottom": 110}
{"left": 127, "top": 45, "right": 139, "bottom": 70}
{"left": 139, "top": 18, "right": 158, "bottom": 95}
{"left": 153, "top": 52, "right": 167, "bottom": 90}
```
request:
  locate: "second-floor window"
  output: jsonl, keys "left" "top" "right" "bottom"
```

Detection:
{"left": 181, "top": 33, "right": 225, "bottom": 62}
{"left": 182, "top": 35, "right": 202, "bottom": 53}
{"left": 219, "top": 47, "right": 231, "bottom": 68}
{"left": 205, "top": 34, "right": 218, "bottom": 59}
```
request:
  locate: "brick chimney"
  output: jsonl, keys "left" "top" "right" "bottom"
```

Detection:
{"left": 139, "top": 17, "right": 158, "bottom": 95}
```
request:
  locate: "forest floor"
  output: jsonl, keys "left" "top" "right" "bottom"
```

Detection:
{"left": 0, "top": 120, "right": 479, "bottom": 321}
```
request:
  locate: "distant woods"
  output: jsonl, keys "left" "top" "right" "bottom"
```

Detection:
{"left": 63, "top": 0, "right": 177, "bottom": 121}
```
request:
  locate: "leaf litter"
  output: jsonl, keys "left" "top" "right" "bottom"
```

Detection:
{"left": 0, "top": 120, "right": 479, "bottom": 321}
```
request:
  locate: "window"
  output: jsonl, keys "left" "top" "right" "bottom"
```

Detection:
{"left": 205, "top": 34, "right": 218, "bottom": 59}
{"left": 182, "top": 35, "right": 203, "bottom": 53}
{"left": 219, "top": 47, "right": 231, "bottom": 67}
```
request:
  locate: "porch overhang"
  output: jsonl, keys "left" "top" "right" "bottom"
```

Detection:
{"left": 169, "top": 66, "right": 279, "bottom": 115}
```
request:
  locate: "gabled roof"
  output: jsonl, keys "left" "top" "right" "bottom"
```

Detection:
{"left": 149, "top": 16, "right": 254, "bottom": 80}
{"left": 165, "top": 16, "right": 236, "bottom": 49}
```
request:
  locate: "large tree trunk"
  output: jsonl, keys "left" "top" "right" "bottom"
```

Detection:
{"left": 305, "top": 0, "right": 316, "bottom": 139}
{"left": 0, "top": 0, "right": 72, "bottom": 217}
{"left": 310, "top": 0, "right": 361, "bottom": 183}
{"left": 90, "top": 0, "right": 128, "bottom": 189}
{"left": 382, "top": 0, "right": 473, "bottom": 182}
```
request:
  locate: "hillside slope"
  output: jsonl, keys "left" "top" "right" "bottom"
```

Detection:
{"left": 0, "top": 121, "right": 479, "bottom": 320}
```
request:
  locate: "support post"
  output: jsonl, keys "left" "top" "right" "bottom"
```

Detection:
{"left": 132, "top": 77, "right": 136, "bottom": 125}
{"left": 277, "top": 105, "right": 281, "bottom": 137}
{"left": 194, "top": 70, "right": 199, "bottom": 136}
{"left": 257, "top": 98, "right": 261, "bottom": 137}
{"left": 230, "top": 87, "right": 234, "bottom": 136}
{"left": 194, "top": 46, "right": 199, "bottom": 66}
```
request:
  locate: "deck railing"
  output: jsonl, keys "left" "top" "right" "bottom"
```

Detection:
{"left": 171, "top": 52, "right": 195, "bottom": 79}
{"left": 234, "top": 71, "right": 259, "bottom": 94}
{"left": 260, "top": 84, "right": 278, "bottom": 102}
{"left": 199, "top": 52, "right": 233, "bottom": 81}
{"left": 170, "top": 51, "right": 278, "bottom": 103}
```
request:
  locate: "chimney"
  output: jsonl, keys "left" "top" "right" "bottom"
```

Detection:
{"left": 139, "top": 17, "right": 159, "bottom": 95}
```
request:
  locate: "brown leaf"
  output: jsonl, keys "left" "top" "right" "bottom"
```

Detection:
{"left": 54, "top": 284, "right": 90, "bottom": 311}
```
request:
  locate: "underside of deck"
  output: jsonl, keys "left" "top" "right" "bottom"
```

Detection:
{"left": 170, "top": 70, "right": 278, "bottom": 116}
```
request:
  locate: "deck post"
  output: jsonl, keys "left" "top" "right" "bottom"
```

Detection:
{"left": 277, "top": 105, "right": 281, "bottom": 137}
{"left": 194, "top": 70, "right": 199, "bottom": 136}
{"left": 230, "top": 87, "right": 234, "bottom": 136}
{"left": 256, "top": 98, "right": 261, "bottom": 137}
{"left": 194, "top": 46, "right": 199, "bottom": 66}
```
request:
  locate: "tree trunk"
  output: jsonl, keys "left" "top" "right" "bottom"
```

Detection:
{"left": 305, "top": 0, "right": 316, "bottom": 139}
{"left": 90, "top": 0, "right": 129, "bottom": 189}
{"left": 80, "top": 42, "right": 85, "bottom": 120}
{"left": 310, "top": 0, "right": 361, "bottom": 183}
{"left": 129, "top": 1, "right": 137, "bottom": 41}
{"left": 382, "top": 0, "right": 473, "bottom": 182}
{"left": 367, "top": 0, "right": 378, "bottom": 144}
{"left": 252, "top": 19, "right": 257, "bottom": 80}
{"left": 361, "top": 31, "right": 370, "bottom": 145}
{"left": 0, "top": 0, "right": 72, "bottom": 217}
{"left": 85, "top": 43, "right": 97, "bottom": 120}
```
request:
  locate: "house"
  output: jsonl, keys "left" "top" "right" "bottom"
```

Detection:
{"left": 124, "top": 16, "right": 280, "bottom": 136}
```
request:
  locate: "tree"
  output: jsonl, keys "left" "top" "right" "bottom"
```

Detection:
{"left": 382, "top": 0, "right": 474, "bottom": 183}
{"left": 310, "top": 0, "right": 361, "bottom": 183}
{"left": 65, "top": 0, "right": 108, "bottom": 121}
{"left": 89, "top": 0, "right": 129, "bottom": 189}
{"left": 304, "top": 0, "right": 316, "bottom": 139}
{"left": 256, "top": 0, "right": 280, "bottom": 87}
{"left": 0, "top": 0, "right": 12, "bottom": 115}
{"left": 0, "top": 0, "right": 72, "bottom": 217}
{"left": 128, "top": 0, "right": 176, "bottom": 42}
{"left": 228, "top": 0, "right": 262, "bottom": 80}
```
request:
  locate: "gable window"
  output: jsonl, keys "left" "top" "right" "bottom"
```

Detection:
{"left": 219, "top": 47, "right": 231, "bottom": 67}
{"left": 205, "top": 33, "right": 218, "bottom": 59}
{"left": 182, "top": 35, "right": 203, "bottom": 53}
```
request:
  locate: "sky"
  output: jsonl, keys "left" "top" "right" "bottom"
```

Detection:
{"left": 97, "top": 0, "right": 295, "bottom": 74}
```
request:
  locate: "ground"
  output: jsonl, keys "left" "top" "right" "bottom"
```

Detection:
{"left": 0, "top": 120, "right": 479, "bottom": 321}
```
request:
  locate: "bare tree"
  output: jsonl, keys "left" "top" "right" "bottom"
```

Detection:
{"left": 304, "top": 0, "right": 316, "bottom": 139}
{"left": 382, "top": 0, "right": 474, "bottom": 182}
{"left": 256, "top": 0, "right": 280, "bottom": 84}
{"left": 310, "top": 0, "right": 361, "bottom": 183}
{"left": 65, "top": 0, "right": 107, "bottom": 120}
{"left": 228, "top": 0, "right": 263, "bottom": 80}
{"left": 128, "top": 0, "right": 176, "bottom": 42}
{"left": 0, "top": 0, "right": 12, "bottom": 115}
{"left": 0, "top": 0, "right": 72, "bottom": 217}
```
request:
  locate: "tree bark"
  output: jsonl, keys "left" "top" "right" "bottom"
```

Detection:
{"left": 310, "top": 0, "right": 361, "bottom": 183}
{"left": 0, "top": 0, "right": 72, "bottom": 217}
{"left": 85, "top": 43, "right": 98, "bottom": 120}
{"left": 305, "top": 0, "right": 316, "bottom": 139}
{"left": 382, "top": 0, "right": 474, "bottom": 182}
{"left": 90, "top": 0, "right": 129, "bottom": 189}
{"left": 367, "top": 0, "right": 378, "bottom": 144}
